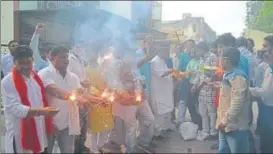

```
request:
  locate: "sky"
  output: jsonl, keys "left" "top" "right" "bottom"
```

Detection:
{"left": 162, "top": 1, "right": 247, "bottom": 37}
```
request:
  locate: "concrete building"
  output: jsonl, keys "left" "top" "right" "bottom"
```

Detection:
{"left": 3, "top": 1, "right": 166, "bottom": 49}
{"left": 1, "top": 1, "right": 14, "bottom": 49}
{"left": 160, "top": 13, "right": 216, "bottom": 42}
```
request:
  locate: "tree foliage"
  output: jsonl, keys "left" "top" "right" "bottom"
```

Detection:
{"left": 245, "top": 1, "right": 263, "bottom": 28}
{"left": 245, "top": 1, "right": 273, "bottom": 33}
{"left": 255, "top": 1, "right": 273, "bottom": 33}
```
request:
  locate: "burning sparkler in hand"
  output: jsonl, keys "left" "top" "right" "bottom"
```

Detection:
{"left": 136, "top": 94, "right": 142, "bottom": 102}
{"left": 103, "top": 52, "right": 113, "bottom": 61}
{"left": 69, "top": 94, "right": 77, "bottom": 101}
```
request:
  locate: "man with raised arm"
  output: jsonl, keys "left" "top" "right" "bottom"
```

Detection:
{"left": 29, "top": 23, "right": 50, "bottom": 72}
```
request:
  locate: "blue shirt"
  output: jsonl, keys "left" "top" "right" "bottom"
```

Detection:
{"left": 1, "top": 53, "right": 14, "bottom": 76}
{"left": 179, "top": 52, "right": 192, "bottom": 72}
{"left": 136, "top": 49, "right": 151, "bottom": 96}
{"left": 239, "top": 54, "right": 249, "bottom": 80}
{"left": 166, "top": 58, "right": 173, "bottom": 69}
{"left": 223, "top": 68, "right": 248, "bottom": 85}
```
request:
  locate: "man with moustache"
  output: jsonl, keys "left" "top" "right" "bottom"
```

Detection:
{"left": 38, "top": 46, "right": 90, "bottom": 153}
{"left": 250, "top": 35, "right": 273, "bottom": 153}
{"left": 1, "top": 46, "right": 59, "bottom": 153}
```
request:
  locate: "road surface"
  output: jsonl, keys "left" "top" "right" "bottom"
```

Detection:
{"left": 0, "top": 103, "right": 258, "bottom": 153}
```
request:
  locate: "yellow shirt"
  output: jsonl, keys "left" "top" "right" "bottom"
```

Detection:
{"left": 86, "top": 66, "right": 114, "bottom": 133}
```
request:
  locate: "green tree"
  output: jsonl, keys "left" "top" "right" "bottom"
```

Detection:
{"left": 245, "top": 1, "right": 263, "bottom": 28}
{"left": 255, "top": 1, "right": 273, "bottom": 33}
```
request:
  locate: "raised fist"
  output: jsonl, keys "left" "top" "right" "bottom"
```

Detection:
{"left": 35, "top": 23, "right": 45, "bottom": 34}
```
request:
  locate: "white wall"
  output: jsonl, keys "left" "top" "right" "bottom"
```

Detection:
{"left": 19, "top": 1, "right": 38, "bottom": 11}
{"left": 1, "top": 1, "right": 14, "bottom": 45}
{"left": 99, "top": 1, "right": 132, "bottom": 20}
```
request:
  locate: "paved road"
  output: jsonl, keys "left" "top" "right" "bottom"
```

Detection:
{"left": 152, "top": 130, "right": 217, "bottom": 153}
{"left": 0, "top": 102, "right": 258, "bottom": 153}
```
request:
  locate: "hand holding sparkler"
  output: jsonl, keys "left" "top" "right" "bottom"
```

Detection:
{"left": 117, "top": 91, "right": 145, "bottom": 106}
{"left": 98, "top": 89, "right": 116, "bottom": 107}
{"left": 66, "top": 93, "right": 88, "bottom": 105}
{"left": 132, "top": 92, "right": 145, "bottom": 105}
{"left": 161, "top": 69, "right": 176, "bottom": 78}
{"left": 81, "top": 79, "right": 92, "bottom": 88}
{"left": 171, "top": 69, "right": 191, "bottom": 79}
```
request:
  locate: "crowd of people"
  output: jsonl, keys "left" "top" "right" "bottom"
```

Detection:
{"left": 1, "top": 23, "right": 273, "bottom": 154}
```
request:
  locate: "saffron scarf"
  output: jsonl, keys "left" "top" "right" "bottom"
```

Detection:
{"left": 12, "top": 68, "right": 53, "bottom": 153}
{"left": 215, "top": 59, "right": 224, "bottom": 108}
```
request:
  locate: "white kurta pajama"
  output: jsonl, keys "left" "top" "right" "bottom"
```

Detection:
{"left": 68, "top": 53, "right": 86, "bottom": 82}
{"left": 105, "top": 56, "right": 154, "bottom": 152}
{"left": 38, "top": 64, "right": 81, "bottom": 153}
{"left": 150, "top": 56, "right": 174, "bottom": 136}
{"left": 1, "top": 74, "right": 47, "bottom": 153}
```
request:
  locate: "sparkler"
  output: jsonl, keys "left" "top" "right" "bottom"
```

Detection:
{"left": 69, "top": 94, "right": 77, "bottom": 101}
{"left": 101, "top": 89, "right": 115, "bottom": 103}
{"left": 103, "top": 52, "right": 113, "bottom": 61}
{"left": 101, "top": 90, "right": 108, "bottom": 98}
{"left": 109, "top": 94, "right": 115, "bottom": 102}
{"left": 136, "top": 94, "right": 142, "bottom": 102}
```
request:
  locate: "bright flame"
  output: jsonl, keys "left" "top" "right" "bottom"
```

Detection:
{"left": 101, "top": 91, "right": 108, "bottom": 98}
{"left": 136, "top": 95, "right": 141, "bottom": 102}
{"left": 109, "top": 94, "right": 115, "bottom": 102}
{"left": 69, "top": 94, "right": 77, "bottom": 101}
{"left": 103, "top": 53, "right": 113, "bottom": 60}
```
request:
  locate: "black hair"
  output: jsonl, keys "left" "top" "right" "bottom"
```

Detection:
{"left": 210, "top": 40, "right": 218, "bottom": 49}
{"left": 186, "top": 39, "right": 195, "bottom": 44}
{"left": 257, "top": 49, "right": 266, "bottom": 59}
{"left": 222, "top": 47, "right": 241, "bottom": 67}
{"left": 8, "top": 40, "right": 18, "bottom": 47}
{"left": 195, "top": 41, "right": 209, "bottom": 52}
{"left": 247, "top": 38, "right": 255, "bottom": 46}
{"left": 257, "top": 49, "right": 266, "bottom": 53}
{"left": 50, "top": 46, "right": 69, "bottom": 58}
{"left": 12, "top": 45, "right": 33, "bottom": 61}
{"left": 264, "top": 35, "right": 273, "bottom": 47}
{"left": 217, "top": 33, "right": 236, "bottom": 47}
{"left": 236, "top": 37, "right": 248, "bottom": 48}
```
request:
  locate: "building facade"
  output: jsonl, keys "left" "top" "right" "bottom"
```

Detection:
{"left": 160, "top": 13, "right": 216, "bottom": 42}
{"left": 1, "top": 1, "right": 14, "bottom": 47}
{"left": 3, "top": 1, "right": 165, "bottom": 49}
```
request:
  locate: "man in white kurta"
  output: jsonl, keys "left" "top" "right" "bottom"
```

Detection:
{"left": 38, "top": 46, "right": 82, "bottom": 153}
{"left": 150, "top": 50, "right": 174, "bottom": 137}
{"left": 1, "top": 45, "right": 58, "bottom": 153}
{"left": 67, "top": 45, "right": 90, "bottom": 153}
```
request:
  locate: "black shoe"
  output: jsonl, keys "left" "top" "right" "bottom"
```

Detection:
{"left": 99, "top": 147, "right": 112, "bottom": 153}
{"left": 135, "top": 145, "right": 156, "bottom": 153}
{"left": 207, "top": 134, "right": 218, "bottom": 141}
{"left": 83, "top": 146, "right": 90, "bottom": 153}
{"left": 210, "top": 143, "right": 218, "bottom": 150}
{"left": 153, "top": 135, "right": 165, "bottom": 140}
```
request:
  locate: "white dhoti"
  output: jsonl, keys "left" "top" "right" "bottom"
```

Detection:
{"left": 150, "top": 56, "right": 174, "bottom": 136}
{"left": 110, "top": 100, "right": 154, "bottom": 152}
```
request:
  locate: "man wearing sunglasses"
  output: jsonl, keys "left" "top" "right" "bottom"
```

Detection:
{"left": 249, "top": 35, "right": 273, "bottom": 153}
{"left": 1, "top": 40, "right": 19, "bottom": 76}
{"left": 217, "top": 47, "right": 250, "bottom": 153}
